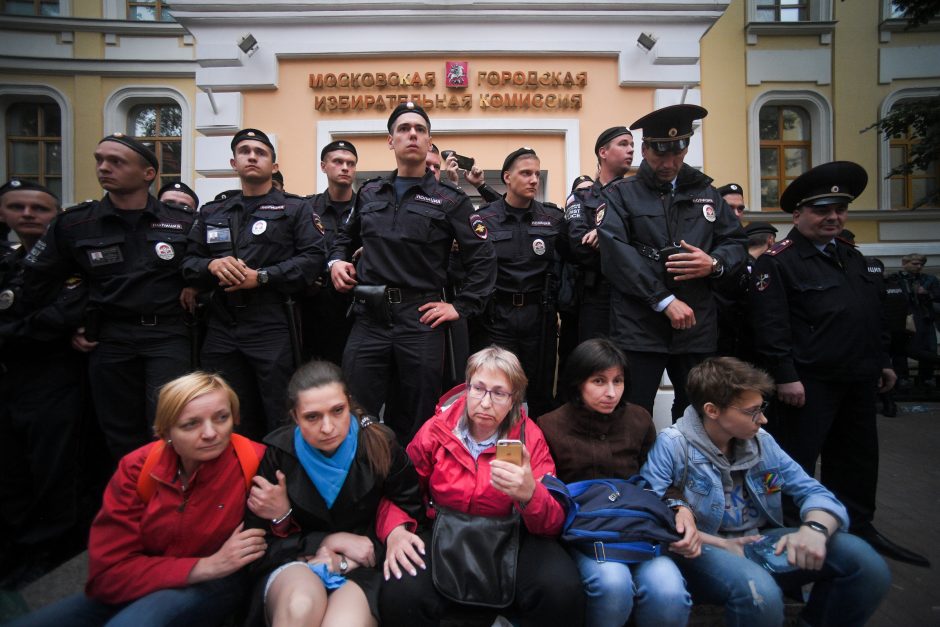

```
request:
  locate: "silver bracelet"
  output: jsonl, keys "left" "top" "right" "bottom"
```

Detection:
{"left": 272, "top": 507, "right": 293, "bottom": 526}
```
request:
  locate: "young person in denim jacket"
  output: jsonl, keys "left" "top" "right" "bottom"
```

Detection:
{"left": 641, "top": 357, "right": 891, "bottom": 627}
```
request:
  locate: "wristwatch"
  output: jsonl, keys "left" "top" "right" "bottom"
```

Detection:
{"left": 801, "top": 520, "right": 830, "bottom": 539}
{"left": 709, "top": 256, "right": 724, "bottom": 277}
{"left": 257, "top": 268, "right": 269, "bottom": 285}
{"left": 339, "top": 555, "right": 349, "bottom": 574}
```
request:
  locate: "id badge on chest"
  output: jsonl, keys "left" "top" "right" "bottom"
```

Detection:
{"left": 206, "top": 226, "right": 232, "bottom": 244}
{"left": 87, "top": 246, "right": 123, "bottom": 267}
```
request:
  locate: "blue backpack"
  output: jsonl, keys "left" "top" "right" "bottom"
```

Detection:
{"left": 543, "top": 475, "right": 682, "bottom": 563}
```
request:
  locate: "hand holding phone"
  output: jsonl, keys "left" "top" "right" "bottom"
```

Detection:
{"left": 495, "top": 439, "right": 523, "bottom": 466}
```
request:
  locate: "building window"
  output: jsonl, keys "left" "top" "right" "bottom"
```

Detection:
{"left": 5, "top": 101, "right": 62, "bottom": 199}
{"left": 756, "top": 0, "right": 809, "bottom": 22}
{"left": 127, "top": 0, "right": 174, "bottom": 21}
{"left": 759, "top": 105, "right": 811, "bottom": 210}
{"left": 0, "top": 0, "right": 59, "bottom": 15}
{"left": 128, "top": 102, "right": 181, "bottom": 192}
{"left": 889, "top": 127, "right": 938, "bottom": 209}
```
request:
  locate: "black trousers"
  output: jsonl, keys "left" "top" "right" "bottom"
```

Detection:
{"left": 577, "top": 280, "right": 610, "bottom": 343}
{"left": 472, "top": 301, "right": 557, "bottom": 420}
{"left": 89, "top": 320, "right": 191, "bottom": 460}
{"left": 201, "top": 303, "right": 295, "bottom": 440}
{"left": 624, "top": 351, "right": 709, "bottom": 421}
{"left": 767, "top": 377, "right": 879, "bottom": 529}
{"left": 0, "top": 351, "right": 83, "bottom": 549}
{"left": 300, "top": 283, "right": 353, "bottom": 366}
{"left": 379, "top": 530, "right": 585, "bottom": 627}
{"left": 343, "top": 297, "right": 446, "bottom": 444}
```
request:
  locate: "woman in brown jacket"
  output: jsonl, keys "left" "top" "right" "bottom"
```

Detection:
{"left": 537, "top": 338, "right": 699, "bottom": 627}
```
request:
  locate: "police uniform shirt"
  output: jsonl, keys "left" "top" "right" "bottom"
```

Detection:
{"left": 310, "top": 190, "right": 356, "bottom": 251}
{"left": 749, "top": 227, "right": 889, "bottom": 384}
{"left": 0, "top": 246, "right": 85, "bottom": 355}
{"left": 478, "top": 197, "right": 566, "bottom": 293}
{"left": 330, "top": 170, "right": 496, "bottom": 318}
{"left": 183, "top": 188, "right": 326, "bottom": 294}
{"left": 23, "top": 194, "right": 195, "bottom": 317}
{"left": 597, "top": 161, "right": 747, "bottom": 353}
{"left": 565, "top": 178, "right": 614, "bottom": 270}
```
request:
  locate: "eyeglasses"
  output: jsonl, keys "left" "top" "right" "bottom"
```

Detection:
{"left": 729, "top": 401, "right": 769, "bottom": 423}
{"left": 468, "top": 383, "right": 513, "bottom": 405}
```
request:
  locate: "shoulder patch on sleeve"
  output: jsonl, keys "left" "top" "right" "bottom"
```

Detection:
{"left": 766, "top": 239, "right": 793, "bottom": 256}
{"left": 469, "top": 213, "right": 488, "bottom": 240}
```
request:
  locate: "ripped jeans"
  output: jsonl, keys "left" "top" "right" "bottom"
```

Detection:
{"left": 672, "top": 532, "right": 890, "bottom": 627}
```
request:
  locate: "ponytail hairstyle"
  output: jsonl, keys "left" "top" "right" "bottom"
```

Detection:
{"left": 287, "top": 360, "right": 393, "bottom": 480}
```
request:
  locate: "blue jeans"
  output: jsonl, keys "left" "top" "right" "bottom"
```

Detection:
{"left": 673, "top": 532, "right": 891, "bottom": 627}
{"left": 7, "top": 571, "right": 248, "bottom": 627}
{"left": 570, "top": 549, "right": 691, "bottom": 627}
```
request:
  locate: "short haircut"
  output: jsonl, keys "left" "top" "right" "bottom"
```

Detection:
{"left": 747, "top": 233, "right": 772, "bottom": 248}
{"left": 153, "top": 372, "right": 240, "bottom": 439}
{"left": 686, "top": 357, "right": 775, "bottom": 416}
{"left": 465, "top": 346, "right": 528, "bottom": 432}
{"left": 902, "top": 253, "right": 927, "bottom": 265}
{"left": 560, "top": 338, "right": 631, "bottom": 408}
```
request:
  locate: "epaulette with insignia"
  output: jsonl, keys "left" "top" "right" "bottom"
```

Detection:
{"left": 542, "top": 201, "right": 562, "bottom": 213}
{"left": 835, "top": 236, "right": 856, "bottom": 247}
{"left": 282, "top": 191, "right": 304, "bottom": 200}
{"left": 766, "top": 239, "right": 793, "bottom": 256}
{"left": 438, "top": 178, "right": 462, "bottom": 194}
{"left": 64, "top": 200, "right": 96, "bottom": 213}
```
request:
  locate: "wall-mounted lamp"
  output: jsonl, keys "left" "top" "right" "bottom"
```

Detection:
{"left": 237, "top": 33, "right": 259, "bottom": 56}
{"left": 636, "top": 32, "right": 657, "bottom": 52}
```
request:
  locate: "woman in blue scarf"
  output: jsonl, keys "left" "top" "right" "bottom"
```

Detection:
{"left": 244, "top": 361, "right": 424, "bottom": 626}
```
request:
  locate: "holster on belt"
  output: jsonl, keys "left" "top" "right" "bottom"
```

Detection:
{"left": 633, "top": 242, "right": 683, "bottom": 288}
{"left": 352, "top": 284, "right": 390, "bottom": 324}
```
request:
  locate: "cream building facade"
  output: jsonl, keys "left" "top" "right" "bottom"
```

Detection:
{"left": 1, "top": 0, "right": 938, "bottom": 270}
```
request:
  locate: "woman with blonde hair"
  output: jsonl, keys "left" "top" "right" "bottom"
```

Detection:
{"left": 10, "top": 371, "right": 267, "bottom": 626}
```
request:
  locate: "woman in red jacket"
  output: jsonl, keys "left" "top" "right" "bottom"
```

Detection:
{"left": 379, "top": 346, "right": 585, "bottom": 626}
{"left": 10, "top": 372, "right": 267, "bottom": 627}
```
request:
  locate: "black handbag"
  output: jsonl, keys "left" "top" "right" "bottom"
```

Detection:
{"left": 351, "top": 284, "right": 390, "bottom": 323}
{"left": 430, "top": 422, "right": 527, "bottom": 608}
{"left": 431, "top": 505, "right": 520, "bottom": 608}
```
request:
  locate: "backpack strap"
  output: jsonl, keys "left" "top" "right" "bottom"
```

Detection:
{"left": 230, "top": 433, "right": 261, "bottom": 492}
{"left": 136, "top": 434, "right": 260, "bottom": 503}
{"left": 136, "top": 440, "right": 167, "bottom": 503}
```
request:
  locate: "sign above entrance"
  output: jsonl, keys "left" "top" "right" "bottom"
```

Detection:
{"left": 308, "top": 63, "right": 587, "bottom": 114}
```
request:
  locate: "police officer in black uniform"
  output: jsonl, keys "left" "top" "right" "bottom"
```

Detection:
{"left": 0, "top": 180, "right": 86, "bottom": 583}
{"left": 750, "top": 161, "right": 929, "bottom": 566}
{"left": 717, "top": 182, "right": 747, "bottom": 223}
{"left": 715, "top": 220, "right": 778, "bottom": 360}
{"left": 22, "top": 134, "right": 195, "bottom": 460}
{"left": 158, "top": 180, "right": 199, "bottom": 212}
{"left": 472, "top": 147, "right": 566, "bottom": 418}
{"left": 329, "top": 102, "right": 496, "bottom": 442}
{"left": 302, "top": 140, "right": 358, "bottom": 364}
{"left": 182, "top": 128, "right": 326, "bottom": 439}
{"left": 565, "top": 126, "right": 636, "bottom": 342}
{"left": 598, "top": 105, "right": 747, "bottom": 420}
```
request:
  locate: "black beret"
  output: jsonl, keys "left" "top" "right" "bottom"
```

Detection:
{"left": 157, "top": 180, "right": 199, "bottom": 208}
{"left": 744, "top": 221, "right": 778, "bottom": 237}
{"left": 594, "top": 126, "right": 632, "bottom": 156}
{"left": 570, "top": 175, "right": 594, "bottom": 194}
{"left": 98, "top": 133, "right": 159, "bottom": 170}
{"left": 387, "top": 101, "right": 430, "bottom": 132}
{"left": 0, "top": 178, "right": 59, "bottom": 202}
{"left": 501, "top": 147, "right": 538, "bottom": 174}
{"left": 271, "top": 171, "right": 284, "bottom": 185}
{"left": 231, "top": 128, "right": 276, "bottom": 160}
{"left": 631, "top": 104, "right": 708, "bottom": 152}
{"left": 320, "top": 140, "right": 358, "bottom": 161}
{"left": 717, "top": 183, "right": 745, "bottom": 197}
{"left": 779, "top": 161, "right": 867, "bottom": 213}
{"left": 839, "top": 228, "right": 856, "bottom": 243}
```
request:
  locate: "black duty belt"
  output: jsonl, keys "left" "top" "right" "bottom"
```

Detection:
{"left": 632, "top": 242, "right": 664, "bottom": 261}
{"left": 493, "top": 290, "right": 543, "bottom": 307}
{"left": 383, "top": 287, "right": 440, "bottom": 304}
{"left": 105, "top": 313, "right": 183, "bottom": 326}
